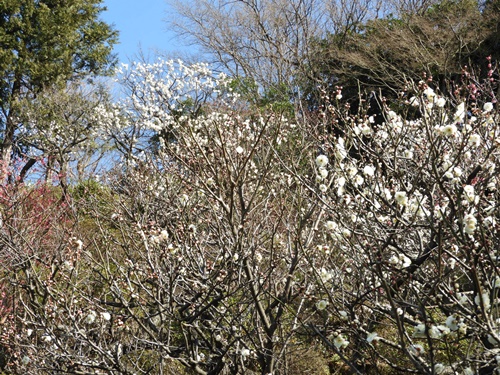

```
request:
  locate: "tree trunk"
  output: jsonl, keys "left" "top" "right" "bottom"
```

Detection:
{"left": 1, "top": 77, "right": 21, "bottom": 182}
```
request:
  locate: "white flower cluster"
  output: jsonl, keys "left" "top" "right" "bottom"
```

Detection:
{"left": 412, "top": 314, "right": 467, "bottom": 341}
{"left": 332, "top": 333, "right": 349, "bottom": 349}
{"left": 315, "top": 154, "right": 329, "bottom": 192}
{"left": 388, "top": 253, "right": 412, "bottom": 269}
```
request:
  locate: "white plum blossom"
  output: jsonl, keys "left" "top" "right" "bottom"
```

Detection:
{"left": 316, "top": 154, "right": 329, "bottom": 168}
{"left": 85, "top": 310, "right": 97, "bottom": 324}
{"left": 354, "top": 175, "right": 364, "bottom": 187}
{"left": 318, "top": 167, "right": 328, "bottom": 179}
{"left": 484, "top": 102, "right": 494, "bottom": 112}
{"left": 325, "top": 220, "right": 338, "bottom": 232}
{"left": 436, "top": 97, "right": 446, "bottom": 108}
{"left": 361, "top": 123, "right": 372, "bottom": 135}
{"left": 75, "top": 239, "right": 83, "bottom": 250}
{"left": 464, "top": 214, "right": 477, "bottom": 234}
{"left": 413, "top": 323, "right": 426, "bottom": 338}
{"left": 469, "top": 133, "right": 481, "bottom": 147}
{"left": 158, "top": 230, "right": 169, "bottom": 242}
{"left": 101, "top": 312, "right": 111, "bottom": 321}
{"left": 335, "top": 138, "right": 347, "bottom": 160}
{"left": 456, "top": 292, "right": 469, "bottom": 305}
{"left": 428, "top": 326, "right": 442, "bottom": 338}
{"left": 345, "top": 164, "right": 357, "bottom": 178}
{"left": 333, "top": 334, "right": 349, "bottom": 349}
{"left": 41, "top": 333, "right": 52, "bottom": 343}
{"left": 409, "top": 96, "right": 419, "bottom": 106}
{"left": 454, "top": 102, "right": 466, "bottom": 122}
{"left": 434, "top": 325, "right": 450, "bottom": 338}
{"left": 363, "top": 165, "right": 375, "bottom": 177}
{"left": 484, "top": 216, "right": 496, "bottom": 227}
{"left": 236, "top": 146, "right": 244, "bottom": 154}
{"left": 445, "top": 314, "right": 461, "bottom": 331}
{"left": 404, "top": 149, "right": 414, "bottom": 159}
{"left": 388, "top": 254, "right": 400, "bottom": 266}
{"left": 319, "top": 268, "right": 334, "bottom": 283}
{"left": 389, "top": 252, "right": 412, "bottom": 269}
{"left": 394, "top": 191, "right": 408, "bottom": 206}
{"left": 423, "top": 87, "right": 436, "bottom": 101}
{"left": 453, "top": 167, "right": 463, "bottom": 177}
{"left": 387, "top": 110, "right": 398, "bottom": 121}
{"left": 316, "top": 300, "right": 328, "bottom": 310}
{"left": 440, "top": 124, "right": 458, "bottom": 136}
{"left": 475, "top": 291, "right": 491, "bottom": 310}
{"left": 463, "top": 185, "right": 476, "bottom": 203}
{"left": 400, "top": 254, "right": 412, "bottom": 268}
{"left": 179, "top": 194, "right": 189, "bottom": 206}
{"left": 434, "top": 363, "right": 447, "bottom": 375}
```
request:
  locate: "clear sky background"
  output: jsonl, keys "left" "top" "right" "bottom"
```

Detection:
{"left": 101, "top": 0, "right": 191, "bottom": 62}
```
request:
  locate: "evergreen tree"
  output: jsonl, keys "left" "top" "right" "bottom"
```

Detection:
{"left": 0, "top": 0, "right": 117, "bottom": 177}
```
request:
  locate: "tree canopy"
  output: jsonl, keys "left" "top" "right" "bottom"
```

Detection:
{"left": 0, "top": 0, "right": 117, "bottom": 177}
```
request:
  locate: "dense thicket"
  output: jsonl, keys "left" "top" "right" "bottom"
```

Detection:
{"left": 0, "top": 1, "right": 499, "bottom": 375}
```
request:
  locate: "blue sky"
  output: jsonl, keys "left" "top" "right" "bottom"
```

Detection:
{"left": 101, "top": 0, "right": 191, "bottom": 62}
